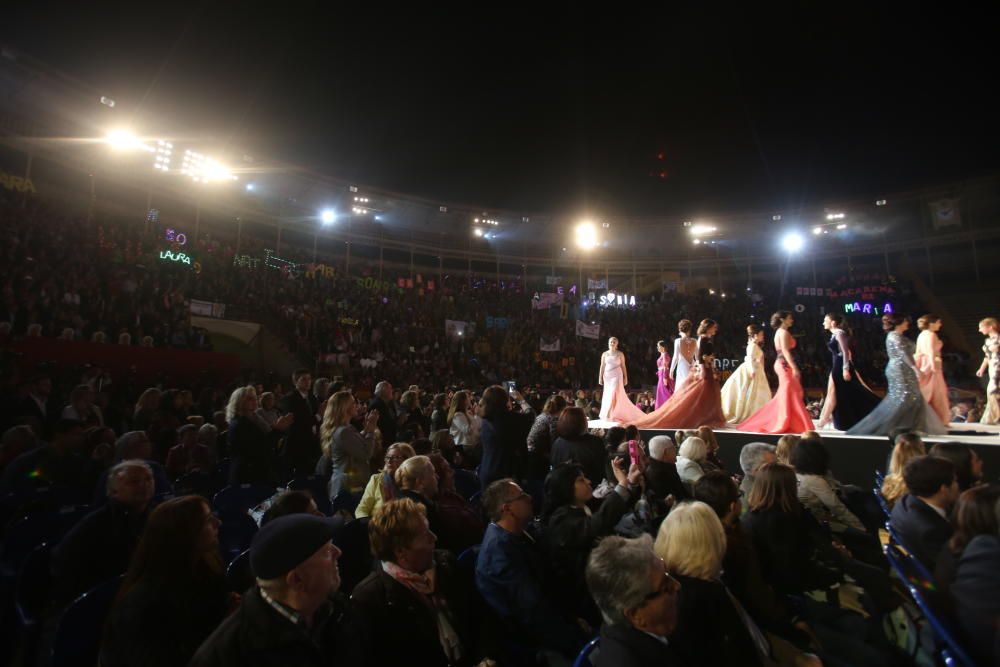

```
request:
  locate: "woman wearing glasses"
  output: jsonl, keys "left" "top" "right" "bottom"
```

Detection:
{"left": 354, "top": 442, "right": 416, "bottom": 518}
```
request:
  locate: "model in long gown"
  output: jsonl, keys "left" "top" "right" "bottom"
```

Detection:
{"left": 629, "top": 336, "right": 726, "bottom": 429}
{"left": 738, "top": 334, "right": 814, "bottom": 434}
{"left": 670, "top": 336, "right": 696, "bottom": 393}
{"left": 819, "top": 328, "right": 880, "bottom": 430}
{"left": 655, "top": 351, "right": 674, "bottom": 409}
{"left": 979, "top": 330, "right": 1000, "bottom": 425}
{"left": 598, "top": 352, "right": 647, "bottom": 422}
{"left": 915, "top": 329, "right": 950, "bottom": 424}
{"left": 847, "top": 332, "right": 948, "bottom": 436}
{"left": 720, "top": 340, "right": 772, "bottom": 424}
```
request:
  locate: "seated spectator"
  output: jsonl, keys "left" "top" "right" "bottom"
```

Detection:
{"left": 478, "top": 386, "right": 534, "bottom": 489}
{"left": 584, "top": 534, "right": 683, "bottom": 667}
{"left": 775, "top": 434, "right": 799, "bottom": 465}
{"left": 198, "top": 422, "right": 220, "bottom": 460}
{"left": 475, "top": 478, "right": 586, "bottom": 661}
{"left": 675, "top": 436, "right": 708, "bottom": 493}
{"left": 929, "top": 442, "right": 984, "bottom": 492}
{"left": 644, "top": 435, "right": 689, "bottom": 515}
{"left": 654, "top": 501, "right": 783, "bottom": 666}
{"left": 949, "top": 494, "right": 1000, "bottom": 667}
{"left": 354, "top": 442, "right": 415, "bottom": 519}
{"left": 317, "top": 390, "right": 379, "bottom": 500}
{"left": 542, "top": 460, "right": 639, "bottom": 623}
{"left": 0, "top": 424, "right": 38, "bottom": 473}
{"left": 261, "top": 489, "right": 326, "bottom": 525}
{"left": 352, "top": 498, "right": 483, "bottom": 666}
{"left": 61, "top": 383, "right": 104, "bottom": 427}
{"left": 526, "top": 394, "right": 567, "bottom": 479}
{"left": 393, "top": 455, "right": 442, "bottom": 536}
{"left": 791, "top": 438, "right": 866, "bottom": 532}
{"left": 881, "top": 432, "right": 926, "bottom": 509}
{"left": 101, "top": 496, "right": 231, "bottom": 667}
{"left": 428, "top": 453, "right": 484, "bottom": 553}
{"left": 92, "top": 431, "right": 172, "bottom": 505}
{"left": 51, "top": 460, "right": 154, "bottom": 605}
{"left": 447, "top": 390, "right": 480, "bottom": 450}
{"left": 0, "top": 418, "right": 91, "bottom": 495}
{"left": 550, "top": 406, "right": 605, "bottom": 487}
{"left": 226, "top": 386, "right": 293, "bottom": 486}
{"left": 738, "top": 442, "right": 776, "bottom": 506}
{"left": 132, "top": 390, "right": 163, "bottom": 433}
{"left": 255, "top": 392, "right": 280, "bottom": 427}
{"left": 166, "top": 423, "right": 215, "bottom": 479}
{"left": 934, "top": 484, "right": 1000, "bottom": 592}
{"left": 696, "top": 426, "right": 724, "bottom": 473}
{"left": 190, "top": 515, "right": 362, "bottom": 667}
{"left": 430, "top": 428, "right": 458, "bottom": 467}
{"left": 890, "top": 455, "right": 959, "bottom": 570}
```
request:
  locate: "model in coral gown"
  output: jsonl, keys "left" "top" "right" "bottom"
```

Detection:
{"left": 655, "top": 340, "right": 675, "bottom": 409}
{"left": 720, "top": 324, "right": 772, "bottom": 424}
{"left": 914, "top": 314, "right": 950, "bottom": 425}
{"left": 816, "top": 313, "right": 880, "bottom": 431}
{"left": 629, "top": 319, "right": 726, "bottom": 429}
{"left": 598, "top": 337, "right": 647, "bottom": 422}
{"left": 738, "top": 311, "right": 815, "bottom": 434}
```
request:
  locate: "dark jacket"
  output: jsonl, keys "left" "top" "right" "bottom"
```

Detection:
{"left": 189, "top": 587, "right": 362, "bottom": 667}
{"left": 479, "top": 410, "right": 534, "bottom": 489}
{"left": 949, "top": 534, "right": 1000, "bottom": 667}
{"left": 550, "top": 433, "right": 606, "bottom": 487}
{"left": 435, "top": 489, "right": 486, "bottom": 554}
{"left": 227, "top": 416, "right": 280, "bottom": 486}
{"left": 671, "top": 574, "right": 764, "bottom": 667}
{"left": 889, "top": 494, "right": 953, "bottom": 572}
{"left": 644, "top": 458, "right": 689, "bottom": 510}
{"left": 350, "top": 551, "right": 475, "bottom": 667}
{"left": 101, "top": 572, "right": 230, "bottom": 667}
{"left": 595, "top": 622, "right": 688, "bottom": 667}
{"left": 543, "top": 490, "right": 630, "bottom": 620}
{"left": 368, "top": 396, "right": 397, "bottom": 445}
{"left": 50, "top": 501, "right": 149, "bottom": 605}
{"left": 278, "top": 391, "right": 320, "bottom": 476}
{"left": 740, "top": 507, "right": 841, "bottom": 595}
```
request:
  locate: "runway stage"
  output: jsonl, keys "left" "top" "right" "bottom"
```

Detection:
{"left": 588, "top": 420, "right": 1000, "bottom": 488}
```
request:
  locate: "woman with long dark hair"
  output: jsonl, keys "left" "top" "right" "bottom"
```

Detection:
{"left": 816, "top": 313, "right": 880, "bottom": 430}
{"left": 654, "top": 339, "right": 675, "bottom": 409}
{"left": 629, "top": 319, "right": 726, "bottom": 429}
{"left": 720, "top": 324, "right": 772, "bottom": 424}
{"left": 847, "top": 314, "right": 948, "bottom": 436}
{"left": 101, "top": 496, "right": 232, "bottom": 667}
{"left": 739, "top": 312, "right": 815, "bottom": 434}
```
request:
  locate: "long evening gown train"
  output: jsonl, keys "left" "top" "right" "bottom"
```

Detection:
{"left": 738, "top": 335, "right": 814, "bottom": 434}
{"left": 629, "top": 336, "right": 726, "bottom": 429}
{"left": 720, "top": 341, "right": 772, "bottom": 424}
{"left": 599, "top": 352, "right": 646, "bottom": 422}
{"left": 825, "top": 329, "right": 880, "bottom": 430}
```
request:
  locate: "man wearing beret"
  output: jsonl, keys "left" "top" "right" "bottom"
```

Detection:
{"left": 190, "top": 515, "right": 364, "bottom": 667}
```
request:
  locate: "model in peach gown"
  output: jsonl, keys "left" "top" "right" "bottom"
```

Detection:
{"left": 915, "top": 316, "right": 950, "bottom": 424}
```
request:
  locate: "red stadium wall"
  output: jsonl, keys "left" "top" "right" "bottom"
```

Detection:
{"left": 12, "top": 339, "right": 242, "bottom": 385}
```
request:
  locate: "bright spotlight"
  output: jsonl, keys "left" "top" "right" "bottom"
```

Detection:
{"left": 876, "top": 199, "right": 887, "bottom": 206}
{"left": 693, "top": 238, "right": 701, "bottom": 245}
{"left": 320, "top": 209, "right": 336, "bottom": 224}
{"left": 689, "top": 223, "right": 717, "bottom": 237}
{"left": 781, "top": 232, "right": 805, "bottom": 253}
{"left": 836, "top": 223, "right": 847, "bottom": 230}
{"left": 812, "top": 226, "right": 823, "bottom": 235}
{"left": 245, "top": 183, "right": 255, "bottom": 192}
{"left": 474, "top": 228, "right": 483, "bottom": 237}
{"left": 574, "top": 222, "right": 599, "bottom": 250}
{"left": 106, "top": 129, "right": 145, "bottom": 151}
{"left": 825, "top": 212, "right": 845, "bottom": 221}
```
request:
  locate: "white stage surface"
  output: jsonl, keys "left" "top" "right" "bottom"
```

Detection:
{"left": 587, "top": 419, "right": 1000, "bottom": 447}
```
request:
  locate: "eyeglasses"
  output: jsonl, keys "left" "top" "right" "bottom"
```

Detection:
{"left": 640, "top": 559, "right": 679, "bottom": 604}
{"left": 385, "top": 455, "right": 407, "bottom": 462}
{"left": 504, "top": 492, "right": 531, "bottom": 506}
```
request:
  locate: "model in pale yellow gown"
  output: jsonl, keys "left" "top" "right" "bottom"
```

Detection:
{"left": 721, "top": 325, "right": 773, "bottom": 424}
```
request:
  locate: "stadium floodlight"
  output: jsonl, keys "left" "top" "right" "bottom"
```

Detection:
{"left": 574, "top": 221, "right": 599, "bottom": 250}
{"left": 105, "top": 129, "right": 147, "bottom": 151}
{"left": 693, "top": 238, "right": 701, "bottom": 245}
{"left": 320, "top": 209, "right": 336, "bottom": 224}
{"left": 812, "top": 226, "right": 823, "bottom": 235}
{"left": 836, "top": 223, "right": 847, "bottom": 230}
{"left": 876, "top": 199, "right": 887, "bottom": 206}
{"left": 473, "top": 228, "right": 483, "bottom": 237}
{"left": 781, "top": 231, "right": 805, "bottom": 254}
{"left": 688, "top": 223, "right": 717, "bottom": 237}
{"left": 245, "top": 183, "right": 256, "bottom": 192}
{"left": 825, "top": 212, "right": 845, "bottom": 221}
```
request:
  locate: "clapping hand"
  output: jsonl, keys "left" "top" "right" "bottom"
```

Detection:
{"left": 274, "top": 413, "right": 295, "bottom": 431}
{"left": 364, "top": 409, "right": 379, "bottom": 433}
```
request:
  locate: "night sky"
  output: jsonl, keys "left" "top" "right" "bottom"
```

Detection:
{"left": 2, "top": 4, "right": 997, "bottom": 218}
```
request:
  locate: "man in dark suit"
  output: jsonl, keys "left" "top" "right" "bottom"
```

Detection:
{"left": 644, "top": 435, "right": 689, "bottom": 514}
{"left": 890, "top": 455, "right": 959, "bottom": 571}
{"left": 279, "top": 369, "right": 320, "bottom": 478}
{"left": 368, "top": 381, "right": 398, "bottom": 445}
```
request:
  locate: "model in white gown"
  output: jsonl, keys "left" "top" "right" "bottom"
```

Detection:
{"left": 721, "top": 326, "right": 772, "bottom": 424}
{"left": 669, "top": 319, "right": 697, "bottom": 394}
{"left": 598, "top": 337, "right": 646, "bottom": 422}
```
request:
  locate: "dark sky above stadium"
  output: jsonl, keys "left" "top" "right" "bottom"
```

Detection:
{"left": 3, "top": 4, "right": 997, "bottom": 218}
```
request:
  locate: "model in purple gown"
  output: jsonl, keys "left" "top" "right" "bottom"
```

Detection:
{"left": 655, "top": 339, "right": 675, "bottom": 409}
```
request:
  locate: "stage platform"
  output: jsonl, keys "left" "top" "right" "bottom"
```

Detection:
{"left": 588, "top": 420, "right": 1000, "bottom": 488}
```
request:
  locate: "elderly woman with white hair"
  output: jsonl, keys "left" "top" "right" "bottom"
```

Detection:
{"left": 675, "top": 436, "right": 708, "bottom": 493}
{"left": 226, "top": 386, "right": 293, "bottom": 486}
{"left": 584, "top": 534, "right": 682, "bottom": 667}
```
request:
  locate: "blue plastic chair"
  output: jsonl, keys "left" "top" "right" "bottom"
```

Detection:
{"left": 287, "top": 476, "right": 333, "bottom": 515}
{"left": 573, "top": 637, "right": 601, "bottom": 667}
{"left": 1, "top": 505, "right": 92, "bottom": 575}
{"left": 226, "top": 548, "right": 254, "bottom": 593}
{"left": 212, "top": 484, "right": 276, "bottom": 518}
{"left": 457, "top": 545, "right": 480, "bottom": 574}
{"left": 874, "top": 470, "right": 885, "bottom": 487}
{"left": 218, "top": 513, "right": 259, "bottom": 564}
{"left": 50, "top": 575, "right": 123, "bottom": 667}
{"left": 884, "top": 543, "right": 974, "bottom": 667}
{"left": 873, "top": 486, "right": 891, "bottom": 519}
{"left": 452, "top": 469, "right": 480, "bottom": 501}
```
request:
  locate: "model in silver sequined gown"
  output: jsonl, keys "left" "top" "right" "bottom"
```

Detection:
{"left": 846, "top": 331, "right": 948, "bottom": 436}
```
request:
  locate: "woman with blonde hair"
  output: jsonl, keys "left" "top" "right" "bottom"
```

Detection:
{"left": 225, "top": 386, "right": 293, "bottom": 485}
{"left": 655, "top": 502, "right": 781, "bottom": 666}
{"left": 880, "top": 433, "right": 926, "bottom": 508}
{"left": 355, "top": 442, "right": 416, "bottom": 519}
{"left": 318, "top": 390, "right": 379, "bottom": 501}
{"left": 775, "top": 434, "right": 800, "bottom": 465}
{"left": 976, "top": 317, "right": 1000, "bottom": 424}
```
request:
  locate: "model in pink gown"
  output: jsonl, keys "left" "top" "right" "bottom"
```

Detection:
{"left": 598, "top": 342, "right": 647, "bottom": 423}
{"left": 739, "top": 326, "right": 814, "bottom": 434}
{"left": 655, "top": 343, "right": 675, "bottom": 409}
{"left": 629, "top": 331, "right": 726, "bottom": 429}
{"left": 915, "top": 325, "right": 950, "bottom": 424}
